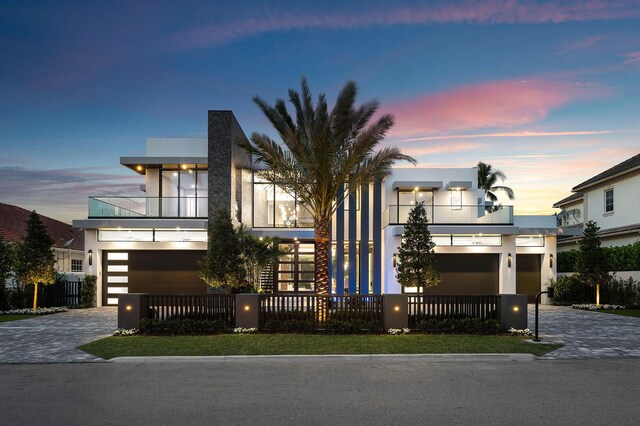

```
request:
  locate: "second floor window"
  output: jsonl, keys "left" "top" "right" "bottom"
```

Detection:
{"left": 604, "top": 188, "right": 614, "bottom": 213}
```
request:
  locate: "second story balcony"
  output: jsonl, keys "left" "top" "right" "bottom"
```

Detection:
{"left": 88, "top": 196, "right": 208, "bottom": 218}
{"left": 383, "top": 204, "right": 514, "bottom": 227}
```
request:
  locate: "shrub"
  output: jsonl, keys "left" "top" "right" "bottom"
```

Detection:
{"left": 559, "top": 243, "right": 640, "bottom": 272}
{"left": 549, "top": 276, "right": 596, "bottom": 304}
{"left": 415, "top": 318, "right": 500, "bottom": 334}
{"left": 140, "top": 318, "right": 227, "bottom": 335}
{"left": 557, "top": 250, "right": 579, "bottom": 273}
{"left": 324, "top": 319, "right": 383, "bottom": 334}
{"left": 80, "top": 275, "right": 97, "bottom": 308}
{"left": 601, "top": 277, "right": 640, "bottom": 308}
{"left": 262, "top": 319, "right": 317, "bottom": 333}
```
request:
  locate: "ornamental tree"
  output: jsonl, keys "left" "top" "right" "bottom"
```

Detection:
{"left": 14, "top": 211, "right": 55, "bottom": 310}
{"left": 198, "top": 207, "right": 245, "bottom": 292}
{"left": 0, "top": 236, "right": 14, "bottom": 310}
{"left": 575, "top": 220, "right": 609, "bottom": 306}
{"left": 237, "top": 227, "right": 280, "bottom": 291}
{"left": 396, "top": 202, "right": 441, "bottom": 291}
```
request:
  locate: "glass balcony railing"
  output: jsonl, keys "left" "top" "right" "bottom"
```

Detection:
{"left": 383, "top": 204, "right": 513, "bottom": 227}
{"left": 88, "top": 196, "right": 208, "bottom": 218}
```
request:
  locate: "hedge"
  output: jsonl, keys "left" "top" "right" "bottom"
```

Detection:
{"left": 558, "top": 242, "right": 640, "bottom": 272}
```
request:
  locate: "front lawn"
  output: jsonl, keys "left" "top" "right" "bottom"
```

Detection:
{"left": 0, "top": 314, "right": 34, "bottom": 323}
{"left": 595, "top": 309, "right": 640, "bottom": 318}
{"left": 80, "top": 334, "right": 562, "bottom": 359}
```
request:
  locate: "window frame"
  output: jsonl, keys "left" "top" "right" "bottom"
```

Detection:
{"left": 604, "top": 188, "right": 614, "bottom": 214}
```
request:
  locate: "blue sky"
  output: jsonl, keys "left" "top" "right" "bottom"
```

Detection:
{"left": 1, "top": 0, "right": 639, "bottom": 222}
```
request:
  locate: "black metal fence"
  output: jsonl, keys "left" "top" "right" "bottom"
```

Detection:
{"left": 146, "top": 294, "right": 236, "bottom": 326}
{"left": 40, "top": 279, "right": 83, "bottom": 307}
{"left": 408, "top": 295, "right": 501, "bottom": 328}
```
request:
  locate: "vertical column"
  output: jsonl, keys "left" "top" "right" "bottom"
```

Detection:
{"left": 328, "top": 221, "right": 333, "bottom": 295}
{"left": 336, "top": 185, "right": 345, "bottom": 294}
{"left": 372, "top": 179, "right": 382, "bottom": 295}
{"left": 500, "top": 235, "right": 517, "bottom": 294}
{"left": 348, "top": 190, "right": 357, "bottom": 294}
{"left": 360, "top": 183, "right": 370, "bottom": 295}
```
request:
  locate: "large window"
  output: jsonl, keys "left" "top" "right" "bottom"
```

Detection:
{"left": 160, "top": 166, "right": 207, "bottom": 217}
{"left": 397, "top": 190, "right": 434, "bottom": 223}
{"left": 253, "top": 175, "right": 313, "bottom": 228}
{"left": 604, "top": 188, "right": 614, "bottom": 213}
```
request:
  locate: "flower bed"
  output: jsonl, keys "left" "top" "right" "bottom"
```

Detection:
{"left": 571, "top": 304, "right": 626, "bottom": 311}
{"left": 0, "top": 307, "right": 68, "bottom": 315}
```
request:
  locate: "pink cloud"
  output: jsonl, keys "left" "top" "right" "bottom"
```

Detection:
{"left": 394, "top": 130, "right": 631, "bottom": 143}
{"left": 385, "top": 79, "right": 608, "bottom": 137}
{"left": 623, "top": 51, "right": 640, "bottom": 64}
{"left": 396, "top": 142, "right": 488, "bottom": 157}
{"left": 172, "top": 1, "right": 640, "bottom": 49}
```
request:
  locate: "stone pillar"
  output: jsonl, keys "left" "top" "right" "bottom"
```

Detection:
{"left": 117, "top": 294, "right": 149, "bottom": 330}
{"left": 383, "top": 294, "right": 408, "bottom": 330}
{"left": 499, "top": 294, "right": 528, "bottom": 331}
{"left": 235, "top": 294, "right": 260, "bottom": 329}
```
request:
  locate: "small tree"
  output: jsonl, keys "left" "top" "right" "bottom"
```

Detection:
{"left": 14, "top": 211, "right": 55, "bottom": 310}
{"left": 81, "top": 275, "right": 97, "bottom": 308}
{"left": 198, "top": 207, "right": 244, "bottom": 292}
{"left": 238, "top": 228, "right": 280, "bottom": 291}
{"left": 575, "top": 220, "right": 608, "bottom": 306}
{"left": 0, "top": 236, "right": 14, "bottom": 310}
{"left": 396, "top": 202, "right": 441, "bottom": 291}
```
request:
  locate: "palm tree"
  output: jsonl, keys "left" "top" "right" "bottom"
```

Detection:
{"left": 477, "top": 161, "right": 515, "bottom": 205}
{"left": 238, "top": 77, "right": 415, "bottom": 306}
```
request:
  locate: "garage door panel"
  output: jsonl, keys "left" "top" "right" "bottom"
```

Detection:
{"left": 426, "top": 254, "right": 499, "bottom": 295}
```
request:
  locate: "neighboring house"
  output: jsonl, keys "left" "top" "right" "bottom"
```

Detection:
{"left": 73, "top": 111, "right": 558, "bottom": 306}
{"left": 553, "top": 153, "right": 640, "bottom": 251}
{"left": 0, "top": 203, "right": 85, "bottom": 278}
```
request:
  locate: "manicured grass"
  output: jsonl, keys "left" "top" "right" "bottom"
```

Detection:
{"left": 595, "top": 309, "right": 640, "bottom": 318}
{"left": 0, "top": 314, "right": 34, "bottom": 323}
{"left": 80, "top": 334, "right": 562, "bottom": 360}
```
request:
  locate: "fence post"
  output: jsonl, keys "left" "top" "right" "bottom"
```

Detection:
{"left": 118, "top": 294, "right": 149, "bottom": 330}
{"left": 383, "top": 294, "right": 408, "bottom": 331}
{"left": 499, "top": 294, "right": 528, "bottom": 331}
{"left": 235, "top": 294, "right": 260, "bottom": 329}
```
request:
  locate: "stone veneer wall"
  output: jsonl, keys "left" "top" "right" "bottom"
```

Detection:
{"left": 207, "top": 111, "right": 252, "bottom": 223}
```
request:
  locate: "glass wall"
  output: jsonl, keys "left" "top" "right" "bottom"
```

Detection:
{"left": 160, "top": 167, "right": 207, "bottom": 217}
{"left": 253, "top": 175, "right": 313, "bottom": 228}
{"left": 397, "top": 190, "right": 434, "bottom": 223}
{"left": 276, "top": 242, "right": 315, "bottom": 292}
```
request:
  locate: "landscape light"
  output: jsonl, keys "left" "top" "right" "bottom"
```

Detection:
{"left": 244, "top": 305, "right": 251, "bottom": 311}
{"left": 394, "top": 306, "right": 400, "bottom": 312}
{"left": 125, "top": 305, "right": 132, "bottom": 311}
{"left": 512, "top": 306, "right": 519, "bottom": 312}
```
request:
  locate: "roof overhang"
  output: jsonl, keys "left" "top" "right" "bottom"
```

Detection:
{"left": 392, "top": 181, "right": 443, "bottom": 190}
{"left": 445, "top": 181, "right": 472, "bottom": 190}
{"left": 573, "top": 165, "right": 640, "bottom": 192}
{"left": 73, "top": 219, "right": 208, "bottom": 230}
{"left": 120, "top": 157, "right": 208, "bottom": 174}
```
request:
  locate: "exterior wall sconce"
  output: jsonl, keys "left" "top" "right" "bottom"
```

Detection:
{"left": 550, "top": 254, "right": 554, "bottom": 268}
{"left": 507, "top": 253, "right": 512, "bottom": 268}
{"left": 393, "top": 253, "right": 397, "bottom": 268}
{"left": 88, "top": 249, "right": 93, "bottom": 266}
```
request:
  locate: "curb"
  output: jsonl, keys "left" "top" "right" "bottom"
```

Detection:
{"left": 109, "top": 353, "right": 537, "bottom": 363}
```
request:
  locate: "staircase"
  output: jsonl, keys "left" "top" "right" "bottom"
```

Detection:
{"left": 258, "top": 262, "right": 275, "bottom": 293}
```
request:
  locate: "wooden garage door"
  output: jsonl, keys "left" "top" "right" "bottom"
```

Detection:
{"left": 516, "top": 254, "right": 541, "bottom": 303}
{"left": 103, "top": 250, "right": 207, "bottom": 305}
{"left": 424, "top": 254, "right": 500, "bottom": 295}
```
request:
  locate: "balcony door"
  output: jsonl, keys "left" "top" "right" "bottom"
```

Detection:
{"left": 160, "top": 168, "right": 207, "bottom": 217}
{"left": 397, "top": 190, "right": 433, "bottom": 223}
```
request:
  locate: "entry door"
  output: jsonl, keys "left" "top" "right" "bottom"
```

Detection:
{"left": 516, "top": 254, "right": 542, "bottom": 303}
{"left": 276, "top": 242, "right": 315, "bottom": 292}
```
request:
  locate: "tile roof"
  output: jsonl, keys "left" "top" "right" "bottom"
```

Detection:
{"left": 0, "top": 203, "right": 84, "bottom": 251}
{"left": 572, "top": 153, "right": 640, "bottom": 191}
{"left": 552, "top": 192, "right": 583, "bottom": 208}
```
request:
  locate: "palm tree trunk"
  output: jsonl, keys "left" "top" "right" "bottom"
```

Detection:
{"left": 314, "top": 216, "right": 331, "bottom": 323}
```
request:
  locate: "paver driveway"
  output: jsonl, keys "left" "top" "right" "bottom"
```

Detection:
{"left": 529, "top": 304, "right": 640, "bottom": 359}
{"left": 0, "top": 308, "right": 116, "bottom": 363}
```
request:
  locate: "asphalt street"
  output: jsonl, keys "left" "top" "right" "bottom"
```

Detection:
{"left": 1, "top": 358, "right": 638, "bottom": 425}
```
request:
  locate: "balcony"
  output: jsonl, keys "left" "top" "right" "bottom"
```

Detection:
{"left": 383, "top": 204, "right": 513, "bottom": 227}
{"left": 88, "top": 196, "right": 208, "bottom": 218}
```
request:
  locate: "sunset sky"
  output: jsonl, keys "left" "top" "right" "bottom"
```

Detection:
{"left": 1, "top": 0, "right": 639, "bottom": 223}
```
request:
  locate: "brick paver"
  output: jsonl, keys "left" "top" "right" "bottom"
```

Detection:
{"left": 0, "top": 308, "right": 116, "bottom": 363}
{"left": 529, "top": 304, "right": 640, "bottom": 359}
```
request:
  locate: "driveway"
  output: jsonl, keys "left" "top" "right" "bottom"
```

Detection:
{"left": 529, "top": 304, "right": 640, "bottom": 359}
{"left": 0, "top": 308, "right": 116, "bottom": 363}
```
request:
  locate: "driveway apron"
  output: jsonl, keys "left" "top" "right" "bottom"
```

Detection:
{"left": 0, "top": 308, "right": 116, "bottom": 363}
{"left": 529, "top": 304, "right": 640, "bottom": 359}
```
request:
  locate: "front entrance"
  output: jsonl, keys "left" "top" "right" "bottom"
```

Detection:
{"left": 276, "top": 241, "right": 315, "bottom": 292}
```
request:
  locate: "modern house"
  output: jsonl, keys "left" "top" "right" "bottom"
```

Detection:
{"left": 73, "top": 111, "right": 558, "bottom": 306}
{"left": 553, "top": 153, "right": 640, "bottom": 251}
{"left": 0, "top": 202, "right": 85, "bottom": 278}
